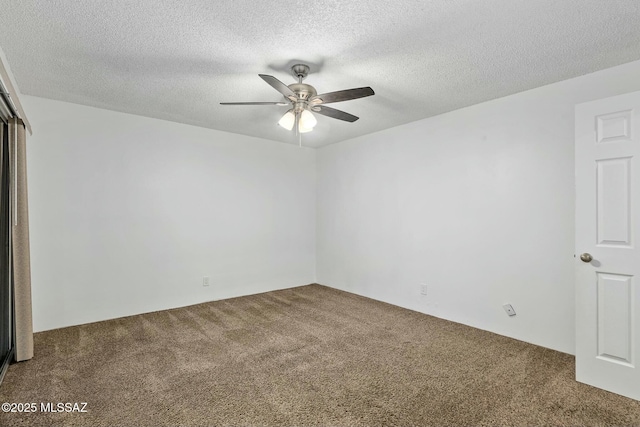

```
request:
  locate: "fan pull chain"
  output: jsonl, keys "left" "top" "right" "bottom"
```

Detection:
{"left": 296, "top": 111, "right": 302, "bottom": 147}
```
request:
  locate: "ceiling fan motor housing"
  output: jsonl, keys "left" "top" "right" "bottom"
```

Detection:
{"left": 288, "top": 83, "right": 317, "bottom": 99}
{"left": 288, "top": 77, "right": 317, "bottom": 112}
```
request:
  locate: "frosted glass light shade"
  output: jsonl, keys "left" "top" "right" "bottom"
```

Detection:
{"left": 299, "top": 110, "right": 317, "bottom": 131}
{"left": 278, "top": 110, "right": 295, "bottom": 130}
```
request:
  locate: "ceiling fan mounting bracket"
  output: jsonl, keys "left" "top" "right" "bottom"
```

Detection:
{"left": 291, "top": 64, "right": 310, "bottom": 82}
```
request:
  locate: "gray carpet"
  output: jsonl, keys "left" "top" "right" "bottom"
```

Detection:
{"left": 0, "top": 284, "right": 639, "bottom": 426}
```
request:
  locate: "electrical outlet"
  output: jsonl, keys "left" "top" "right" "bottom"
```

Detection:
{"left": 203, "top": 276, "right": 210, "bottom": 287}
{"left": 503, "top": 304, "right": 516, "bottom": 316}
{"left": 420, "top": 284, "right": 428, "bottom": 295}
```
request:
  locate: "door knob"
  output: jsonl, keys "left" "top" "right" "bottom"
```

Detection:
{"left": 580, "top": 253, "right": 593, "bottom": 263}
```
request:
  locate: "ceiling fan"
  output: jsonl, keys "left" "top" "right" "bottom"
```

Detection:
{"left": 221, "top": 64, "right": 374, "bottom": 139}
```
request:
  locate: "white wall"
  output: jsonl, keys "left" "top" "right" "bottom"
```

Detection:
{"left": 24, "top": 96, "right": 316, "bottom": 331}
{"left": 316, "top": 60, "right": 640, "bottom": 355}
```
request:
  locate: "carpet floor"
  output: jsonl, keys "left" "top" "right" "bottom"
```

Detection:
{"left": 0, "top": 284, "right": 639, "bottom": 426}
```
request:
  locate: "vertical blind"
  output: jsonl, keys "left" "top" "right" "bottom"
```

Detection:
{"left": 0, "top": 62, "right": 33, "bottom": 362}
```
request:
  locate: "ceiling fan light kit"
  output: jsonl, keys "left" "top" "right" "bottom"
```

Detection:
{"left": 278, "top": 110, "right": 295, "bottom": 130}
{"left": 221, "top": 63, "right": 375, "bottom": 146}
{"left": 299, "top": 109, "right": 317, "bottom": 130}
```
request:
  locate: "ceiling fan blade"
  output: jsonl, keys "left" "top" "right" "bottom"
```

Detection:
{"left": 311, "top": 87, "right": 374, "bottom": 104}
{"left": 259, "top": 74, "right": 296, "bottom": 98}
{"left": 312, "top": 105, "right": 359, "bottom": 122}
{"left": 220, "top": 102, "right": 289, "bottom": 106}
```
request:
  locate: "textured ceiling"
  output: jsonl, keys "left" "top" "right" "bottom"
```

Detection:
{"left": 1, "top": 1, "right": 640, "bottom": 148}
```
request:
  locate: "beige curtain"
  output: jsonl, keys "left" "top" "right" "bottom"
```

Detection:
{"left": 8, "top": 117, "right": 32, "bottom": 361}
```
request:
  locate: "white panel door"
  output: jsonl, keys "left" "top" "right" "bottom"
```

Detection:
{"left": 576, "top": 91, "right": 640, "bottom": 400}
